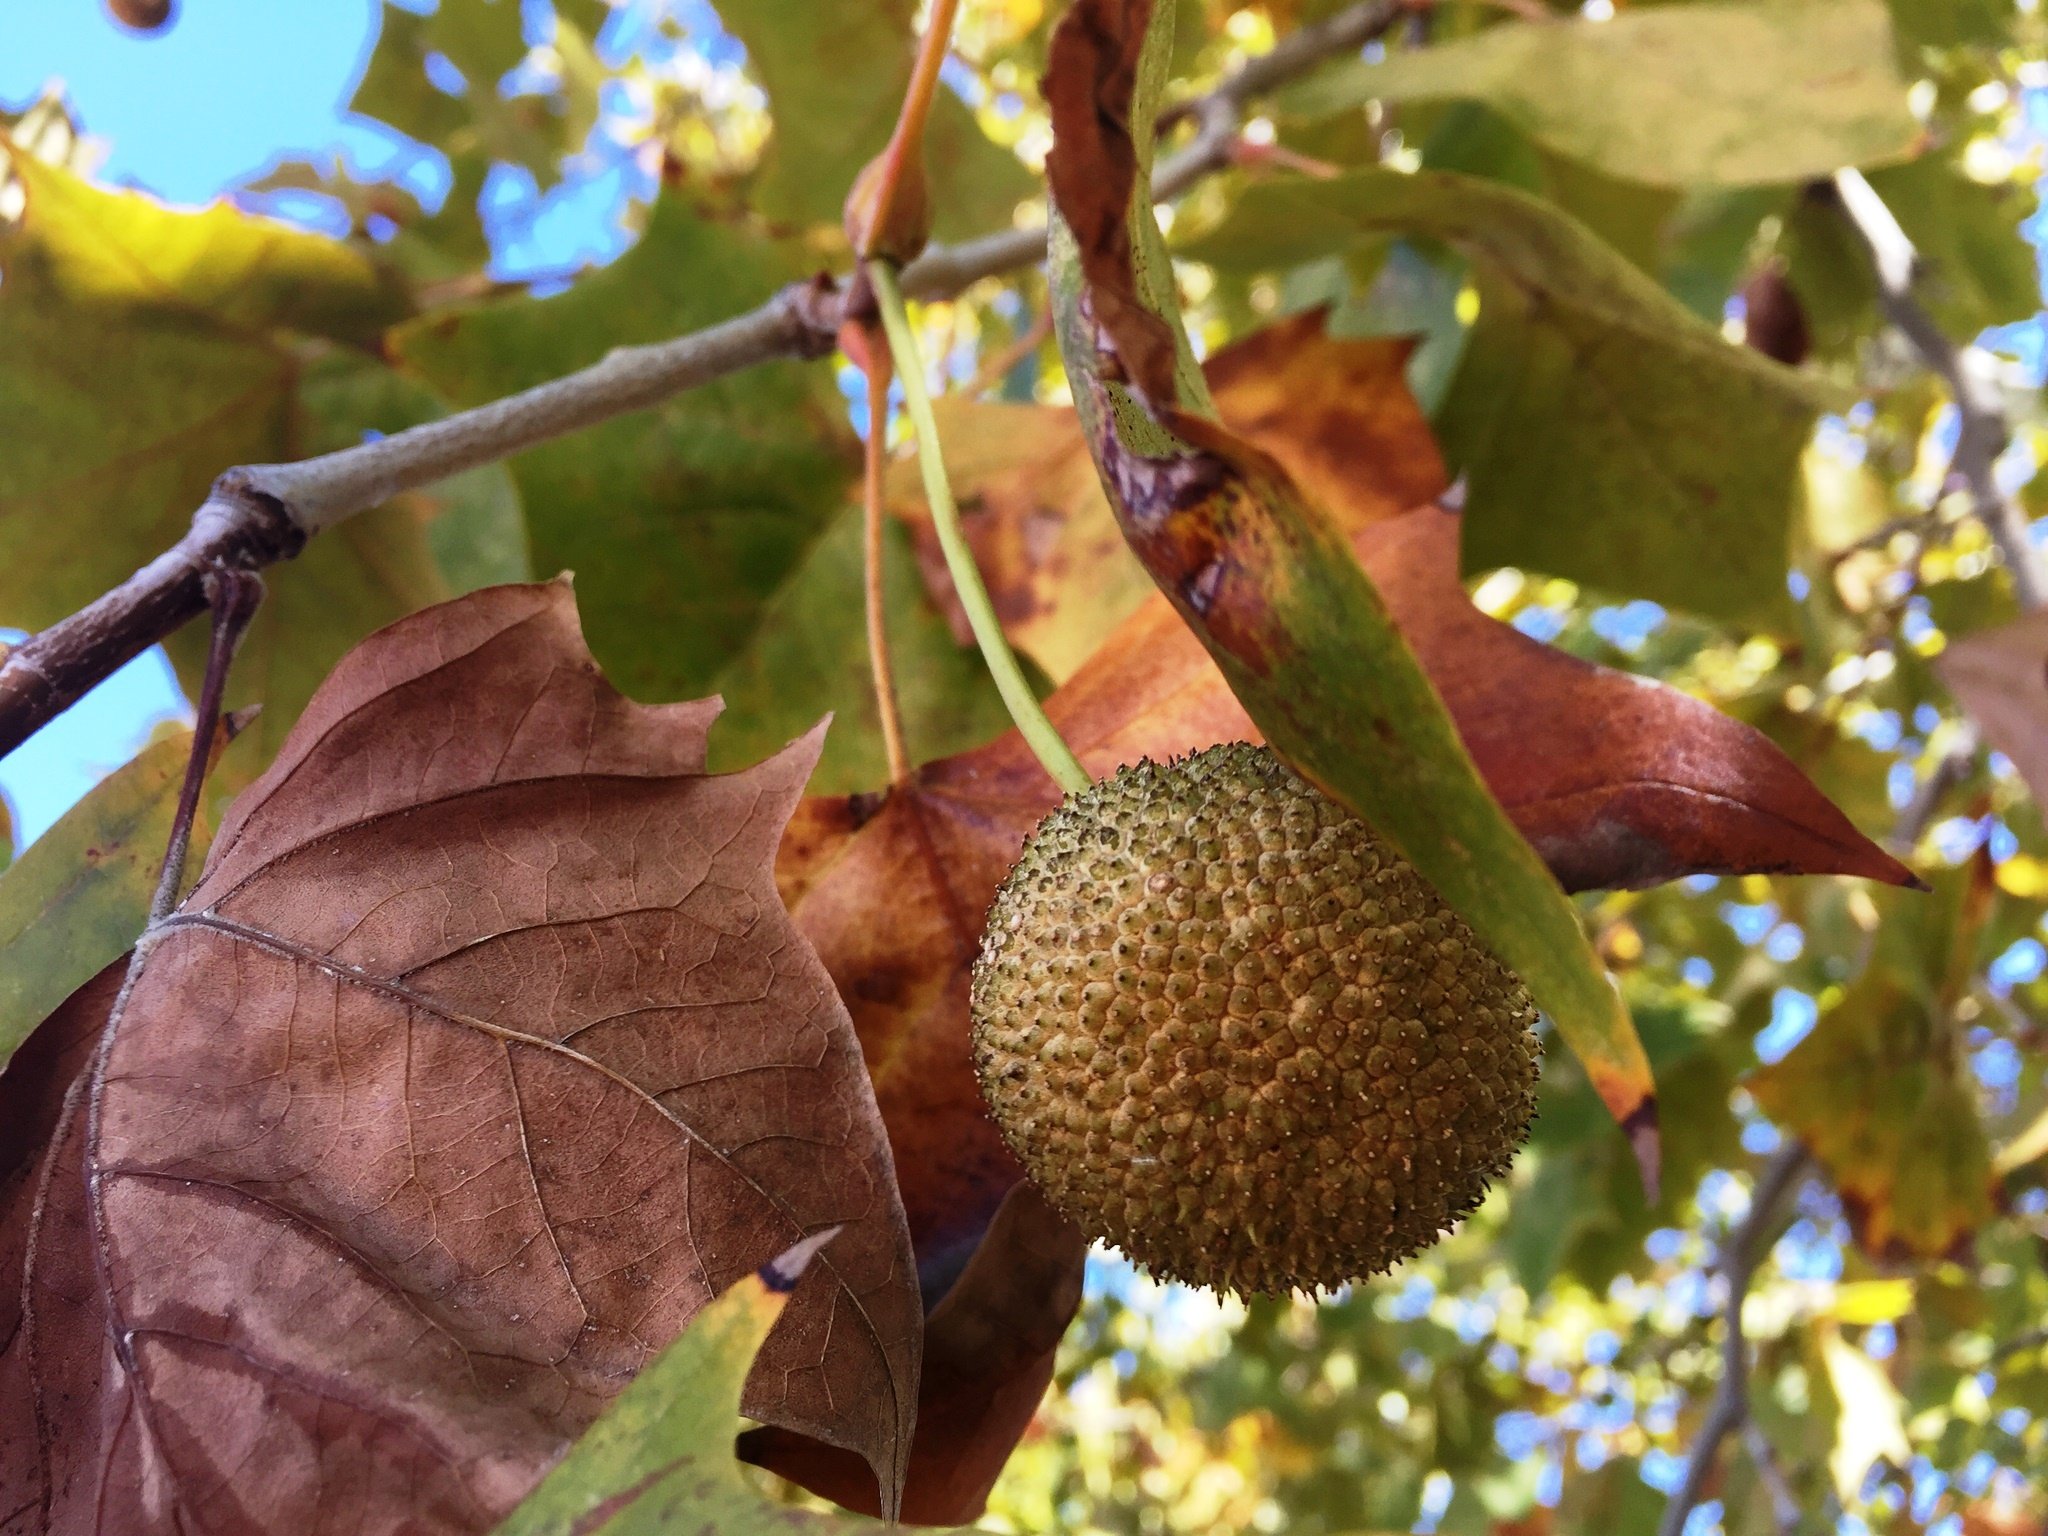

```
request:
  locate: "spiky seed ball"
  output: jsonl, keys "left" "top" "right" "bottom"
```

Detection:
{"left": 970, "top": 743, "right": 1540, "bottom": 1296}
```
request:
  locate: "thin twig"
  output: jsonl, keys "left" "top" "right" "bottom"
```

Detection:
{"left": 1892, "top": 726, "right": 1980, "bottom": 854}
{"left": 1831, "top": 169, "right": 2048, "bottom": 615}
{"left": 1743, "top": 1418, "right": 1803, "bottom": 1536}
{"left": 964, "top": 304, "right": 1054, "bottom": 398}
{"left": 0, "top": 0, "right": 1405, "bottom": 766}
{"left": 859, "top": 340, "right": 912, "bottom": 786}
{"left": 148, "top": 568, "right": 262, "bottom": 923}
{"left": 1656, "top": 1144, "right": 1810, "bottom": 1536}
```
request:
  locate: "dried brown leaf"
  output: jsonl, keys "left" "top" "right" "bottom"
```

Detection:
{"left": 0, "top": 582, "right": 920, "bottom": 1532}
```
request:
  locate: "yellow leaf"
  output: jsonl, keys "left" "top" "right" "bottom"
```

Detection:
{"left": 1820, "top": 1324, "right": 1909, "bottom": 1504}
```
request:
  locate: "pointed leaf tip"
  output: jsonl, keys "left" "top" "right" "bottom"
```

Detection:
{"left": 763, "top": 1226, "right": 843, "bottom": 1294}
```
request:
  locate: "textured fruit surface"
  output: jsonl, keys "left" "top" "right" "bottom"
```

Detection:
{"left": 971, "top": 743, "right": 1541, "bottom": 1295}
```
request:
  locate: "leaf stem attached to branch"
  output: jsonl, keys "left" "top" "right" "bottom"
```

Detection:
{"left": 866, "top": 260, "right": 1090, "bottom": 795}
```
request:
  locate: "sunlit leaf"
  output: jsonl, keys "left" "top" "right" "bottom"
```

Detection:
{"left": 1285, "top": 0, "right": 1918, "bottom": 189}
{"left": 1181, "top": 168, "right": 1834, "bottom": 628}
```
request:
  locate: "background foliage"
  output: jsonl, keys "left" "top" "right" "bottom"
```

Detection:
{"left": 4, "top": 0, "right": 2048, "bottom": 1533}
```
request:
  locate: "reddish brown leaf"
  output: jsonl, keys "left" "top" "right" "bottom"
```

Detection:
{"left": 1361, "top": 503, "right": 1917, "bottom": 891}
{"left": 886, "top": 318, "right": 1443, "bottom": 686}
{"left": 740, "top": 1180, "right": 1086, "bottom": 1525}
{"left": 0, "top": 582, "right": 920, "bottom": 1532}
{"left": 792, "top": 319, "right": 1913, "bottom": 1284}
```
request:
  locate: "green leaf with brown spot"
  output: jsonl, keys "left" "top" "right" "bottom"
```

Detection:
{"left": 1044, "top": 0, "right": 1656, "bottom": 1182}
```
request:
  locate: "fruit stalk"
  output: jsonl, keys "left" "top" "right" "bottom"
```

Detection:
{"left": 867, "top": 259, "right": 1091, "bottom": 794}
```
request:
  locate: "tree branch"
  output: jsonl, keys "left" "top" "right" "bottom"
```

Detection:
{"left": 1831, "top": 168, "right": 2048, "bottom": 615}
{"left": 0, "top": 0, "right": 1406, "bottom": 765}
{"left": 1656, "top": 1144, "right": 1810, "bottom": 1536}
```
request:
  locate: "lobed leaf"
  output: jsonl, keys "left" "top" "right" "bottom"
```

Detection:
{"left": 0, "top": 582, "right": 921, "bottom": 1529}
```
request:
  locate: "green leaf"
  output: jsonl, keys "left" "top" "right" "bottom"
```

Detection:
{"left": 1749, "top": 871, "right": 1998, "bottom": 1261}
{"left": 1045, "top": 0, "right": 1655, "bottom": 1167}
{"left": 1285, "top": 0, "right": 1918, "bottom": 189}
{"left": 1885, "top": 0, "right": 2012, "bottom": 51}
{"left": 354, "top": 0, "right": 585, "bottom": 186}
{"left": 1182, "top": 169, "right": 1834, "bottom": 628}
{"left": 393, "top": 192, "right": 856, "bottom": 706}
{"left": 0, "top": 730, "right": 199, "bottom": 1071}
{"left": 704, "top": 502, "right": 1016, "bottom": 791}
{"left": 0, "top": 149, "right": 451, "bottom": 784}
{"left": 1784, "top": 158, "right": 2041, "bottom": 352}
{"left": 726, "top": 0, "right": 1034, "bottom": 239}
{"left": 497, "top": 1239, "right": 961, "bottom": 1535}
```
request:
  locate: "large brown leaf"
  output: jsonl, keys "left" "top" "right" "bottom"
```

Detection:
{"left": 0, "top": 582, "right": 920, "bottom": 1533}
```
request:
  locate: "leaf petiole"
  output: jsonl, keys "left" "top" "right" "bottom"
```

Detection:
{"left": 865, "top": 259, "right": 1091, "bottom": 795}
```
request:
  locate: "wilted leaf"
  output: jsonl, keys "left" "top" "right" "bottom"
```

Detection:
{"left": 393, "top": 191, "right": 856, "bottom": 709}
{"left": 1750, "top": 871, "right": 1998, "bottom": 1260}
{"left": 1938, "top": 608, "right": 2048, "bottom": 811}
{"left": 740, "top": 1181, "right": 1087, "bottom": 1524}
{"left": 727, "top": 0, "right": 1033, "bottom": 240}
{"left": 1045, "top": 0, "right": 1653, "bottom": 1161}
{"left": 0, "top": 582, "right": 921, "bottom": 1528}
{"left": 0, "top": 731, "right": 196, "bottom": 1072}
{"left": 1285, "top": 0, "right": 1918, "bottom": 189}
{"left": 1181, "top": 168, "right": 1833, "bottom": 628}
